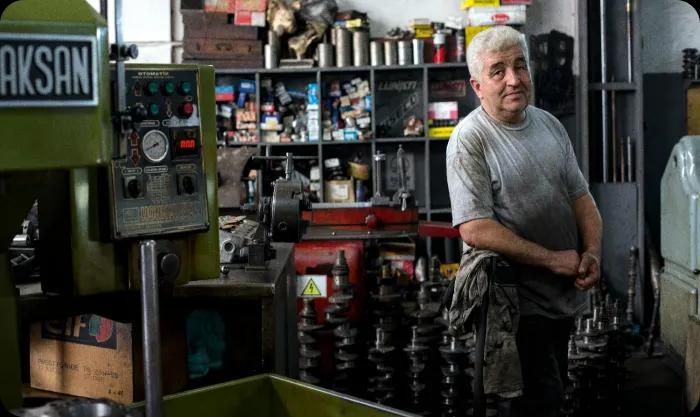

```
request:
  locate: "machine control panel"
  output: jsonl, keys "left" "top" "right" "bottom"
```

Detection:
{"left": 110, "top": 67, "right": 209, "bottom": 239}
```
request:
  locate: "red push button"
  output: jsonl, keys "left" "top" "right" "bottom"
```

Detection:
{"left": 179, "top": 101, "right": 194, "bottom": 118}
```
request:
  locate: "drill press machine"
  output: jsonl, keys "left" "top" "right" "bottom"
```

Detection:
{"left": 0, "top": 0, "right": 218, "bottom": 413}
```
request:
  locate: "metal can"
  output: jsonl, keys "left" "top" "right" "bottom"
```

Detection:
{"left": 412, "top": 39, "right": 424, "bottom": 65}
{"left": 370, "top": 41, "right": 384, "bottom": 66}
{"left": 433, "top": 32, "right": 447, "bottom": 64}
{"left": 264, "top": 44, "right": 277, "bottom": 69}
{"left": 352, "top": 30, "right": 369, "bottom": 67}
{"left": 398, "top": 40, "right": 412, "bottom": 66}
{"left": 268, "top": 30, "right": 280, "bottom": 52}
{"left": 384, "top": 40, "right": 397, "bottom": 66}
{"left": 318, "top": 43, "right": 334, "bottom": 68}
{"left": 456, "top": 29, "right": 466, "bottom": 62}
{"left": 335, "top": 27, "right": 352, "bottom": 67}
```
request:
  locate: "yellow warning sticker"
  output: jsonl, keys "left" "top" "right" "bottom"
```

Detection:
{"left": 302, "top": 280, "right": 322, "bottom": 296}
{"left": 297, "top": 275, "right": 327, "bottom": 298}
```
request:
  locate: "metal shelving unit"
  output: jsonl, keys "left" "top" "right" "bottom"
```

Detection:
{"left": 215, "top": 62, "right": 472, "bottom": 222}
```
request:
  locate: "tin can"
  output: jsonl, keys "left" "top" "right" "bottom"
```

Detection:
{"left": 318, "top": 43, "right": 334, "bottom": 68}
{"left": 370, "top": 41, "right": 384, "bottom": 66}
{"left": 264, "top": 44, "right": 277, "bottom": 69}
{"left": 398, "top": 40, "right": 412, "bottom": 66}
{"left": 352, "top": 30, "right": 369, "bottom": 67}
{"left": 412, "top": 39, "right": 424, "bottom": 65}
{"left": 335, "top": 27, "right": 352, "bottom": 67}
{"left": 384, "top": 41, "right": 398, "bottom": 66}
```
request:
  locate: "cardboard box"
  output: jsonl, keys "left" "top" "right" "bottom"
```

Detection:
{"left": 184, "top": 38, "right": 262, "bottom": 59}
{"left": 233, "top": 11, "right": 266, "bottom": 27}
{"left": 325, "top": 180, "right": 355, "bottom": 203}
{"left": 235, "top": 0, "right": 267, "bottom": 12}
{"left": 461, "top": 0, "right": 499, "bottom": 8}
{"left": 467, "top": 5, "right": 527, "bottom": 26}
{"left": 30, "top": 314, "right": 186, "bottom": 404}
{"left": 205, "top": 0, "right": 235, "bottom": 13}
{"left": 182, "top": 11, "right": 259, "bottom": 40}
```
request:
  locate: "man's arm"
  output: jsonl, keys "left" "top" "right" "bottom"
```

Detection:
{"left": 459, "top": 219, "right": 581, "bottom": 276}
{"left": 572, "top": 193, "right": 603, "bottom": 290}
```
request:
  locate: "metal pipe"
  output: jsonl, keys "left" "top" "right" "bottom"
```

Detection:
{"left": 373, "top": 151, "right": 385, "bottom": 198}
{"left": 140, "top": 240, "right": 163, "bottom": 417}
{"left": 626, "top": 246, "right": 638, "bottom": 323}
{"left": 626, "top": 136, "right": 634, "bottom": 182}
{"left": 171, "top": 0, "right": 184, "bottom": 63}
{"left": 115, "top": 0, "right": 126, "bottom": 113}
{"left": 600, "top": 0, "right": 609, "bottom": 182}
{"left": 611, "top": 89, "right": 617, "bottom": 182}
{"left": 645, "top": 226, "right": 661, "bottom": 357}
{"left": 626, "top": 0, "right": 633, "bottom": 83}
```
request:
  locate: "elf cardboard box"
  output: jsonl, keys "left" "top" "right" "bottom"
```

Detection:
{"left": 30, "top": 314, "right": 186, "bottom": 404}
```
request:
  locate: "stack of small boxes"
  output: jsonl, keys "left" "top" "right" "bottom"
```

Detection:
{"left": 259, "top": 79, "right": 318, "bottom": 143}
{"left": 216, "top": 79, "right": 258, "bottom": 144}
{"left": 461, "top": 0, "right": 532, "bottom": 46}
{"left": 181, "top": 0, "right": 265, "bottom": 69}
{"left": 322, "top": 77, "right": 372, "bottom": 141}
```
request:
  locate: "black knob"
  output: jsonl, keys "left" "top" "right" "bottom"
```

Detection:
{"left": 131, "top": 103, "right": 148, "bottom": 121}
{"left": 182, "top": 176, "right": 195, "bottom": 194}
{"left": 127, "top": 178, "right": 141, "bottom": 198}
{"left": 121, "top": 44, "right": 139, "bottom": 60}
{"left": 158, "top": 253, "right": 180, "bottom": 279}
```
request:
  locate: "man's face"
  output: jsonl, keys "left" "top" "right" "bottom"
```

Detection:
{"left": 470, "top": 45, "right": 532, "bottom": 123}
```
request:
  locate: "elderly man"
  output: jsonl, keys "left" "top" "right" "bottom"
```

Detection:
{"left": 446, "top": 26, "right": 602, "bottom": 417}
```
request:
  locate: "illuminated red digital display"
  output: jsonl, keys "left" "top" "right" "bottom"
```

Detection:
{"left": 178, "top": 139, "right": 196, "bottom": 150}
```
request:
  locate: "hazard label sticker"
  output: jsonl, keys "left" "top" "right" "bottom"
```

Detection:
{"left": 297, "top": 275, "right": 327, "bottom": 298}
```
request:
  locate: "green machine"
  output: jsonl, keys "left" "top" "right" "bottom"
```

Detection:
{"left": 0, "top": 0, "right": 219, "bottom": 412}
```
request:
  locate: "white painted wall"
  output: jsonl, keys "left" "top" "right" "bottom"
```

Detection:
{"left": 86, "top": 0, "right": 172, "bottom": 63}
{"left": 642, "top": 0, "right": 700, "bottom": 74}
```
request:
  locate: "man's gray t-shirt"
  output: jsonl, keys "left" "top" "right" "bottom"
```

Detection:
{"left": 446, "top": 105, "right": 589, "bottom": 319}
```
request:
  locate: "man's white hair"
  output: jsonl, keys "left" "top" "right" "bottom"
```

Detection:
{"left": 467, "top": 25, "right": 529, "bottom": 82}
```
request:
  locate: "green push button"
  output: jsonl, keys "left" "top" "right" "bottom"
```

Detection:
{"left": 180, "top": 81, "right": 192, "bottom": 95}
{"left": 164, "top": 81, "right": 176, "bottom": 96}
{"left": 146, "top": 81, "right": 159, "bottom": 96}
{"left": 149, "top": 103, "right": 160, "bottom": 116}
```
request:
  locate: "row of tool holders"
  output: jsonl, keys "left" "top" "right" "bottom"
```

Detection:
{"left": 298, "top": 251, "right": 635, "bottom": 417}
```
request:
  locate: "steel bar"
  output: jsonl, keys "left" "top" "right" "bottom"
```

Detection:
{"left": 626, "top": 0, "right": 633, "bottom": 83}
{"left": 611, "top": 88, "right": 617, "bottom": 182}
{"left": 140, "top": 240, "right": 163, "bottom": 417}
{"left": 600, "top": 0, "right": 609, "bottom": 182}
{"left": 626, "top": 136, "right": 634, "bottom": 182}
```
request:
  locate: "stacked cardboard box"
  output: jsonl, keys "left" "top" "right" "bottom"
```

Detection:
{"left": 182, "top": 0, "right": 265, "bottom": 69}
{"left": 461, "top": 0, "right": 531, "bottom": 46}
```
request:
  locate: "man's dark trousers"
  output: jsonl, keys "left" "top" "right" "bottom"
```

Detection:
{"left": 510, "top": 315, "right": 574, "bottom": 417}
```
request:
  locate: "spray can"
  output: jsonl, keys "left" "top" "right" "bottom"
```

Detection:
{"left": 433, "top": 32, "right": 446, "bottom": 64}
{"left": 456, "top": 29, "right": 466, "bottom": 62}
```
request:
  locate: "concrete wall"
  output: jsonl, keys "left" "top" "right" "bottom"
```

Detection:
{"left": 642, "top": 0, "right": 700, "bottom": 74}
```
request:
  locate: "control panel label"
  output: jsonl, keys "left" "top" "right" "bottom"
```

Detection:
{"left": 0, "top": 33, "right": 97, "bottom": 107}
{"left": 122, "top": 201, "right": 200, "bottom": 225}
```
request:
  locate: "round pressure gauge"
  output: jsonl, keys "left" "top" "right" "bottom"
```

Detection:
{"left": 141, "top": 130, "right": 169, "bottom": 163}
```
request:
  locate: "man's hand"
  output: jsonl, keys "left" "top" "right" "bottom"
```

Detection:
{"left": 547, "top": 250, "right": 581, "bottom": 276}
{"left": 575, "top": 252, "right": 600, "bottom": 291}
